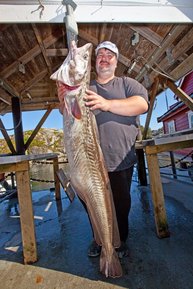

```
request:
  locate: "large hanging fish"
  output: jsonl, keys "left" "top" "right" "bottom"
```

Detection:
{"left": 50, "top": 41, "right": 122, "bottom": 278}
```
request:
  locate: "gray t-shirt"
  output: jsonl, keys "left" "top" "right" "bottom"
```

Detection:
{"left": 90, "top": 76, "right": 148, "bottom": 172}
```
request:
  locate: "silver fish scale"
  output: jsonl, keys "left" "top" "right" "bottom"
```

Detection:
{"left": 67, "top": 102, "right": 112, "bottom": 233}
{"left": 51, "top": 42, "right": 122, "bottom": 277}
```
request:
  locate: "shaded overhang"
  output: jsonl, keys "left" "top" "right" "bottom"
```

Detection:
{"left": 0, "top": 0, "right": 193, "bottom": 23}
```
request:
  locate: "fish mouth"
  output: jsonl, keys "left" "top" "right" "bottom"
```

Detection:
{"left": 70, "top": 96, "right": 82, "bottom": 120}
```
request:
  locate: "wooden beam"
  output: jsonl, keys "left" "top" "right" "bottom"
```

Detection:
{"left": 136, "top": 25, "right": 187, "bottom": 82}
{"left": 79, "top": 29, "right": 139, "bottom": 70}
{"left": 0, "top": 27, "right": 64, "bottom": 79}
{"left": 0, "top": 45, "right": 41, "bottom": 79}
{"left": 32, "top": 24, "right": 52, "bottom": 74}
{"left": 0, "top": 95, "right": 11, "bottom": 105}
{"left": 0, "top": 162, "right": 29, "bottom": 173}
{"left": 20, "top": 103, "right": 58, "bottom": 112}
{"left": 79, "top": 29, "right": 98, "bottom": 46}
{"left": 46, "top": 48, "right": 68, "bottom": 57}
{"left": 145, "top": 139, "right": 193, "bottom": 154}
{"left": 147, "top": 26, "right": 193, "bottom": 83}
{"left": 24, "top": 108, "right": 52, "bottom": 150}
{"left": 0, "top": 78, "right": 20, "bottom": 98}
{"left": 0, "top": 103, "right": 9, "bottom": 114}
{"left": 142, "top": 77, "right": 160, "bottom": 139}
{"left": 170, "top": 53, "right": 193, "bottom": 81}
{"left": 156, "top": 26, "right": 193, "bottom": 72}
{"left": 19, "top": 70, "right": 48, "bottom": 95}
{"left": 99, "top": 23, "right": 108, "bottom": 43}
{"left": 160, "top": 77, "right": 193, "bottom": 111}
{"left": 130, "top": 25, "right": 163, "bottom": 47}
{"left": 0, "top": 118, "right": 16, "bottom": 154}
{"left": 21, "top": 96, "right": 58, "bottom": 105}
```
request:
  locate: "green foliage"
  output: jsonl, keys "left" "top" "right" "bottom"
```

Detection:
{"left": 139, "top": 125, "right": 152, "bottom": 139}
{"left": 0, "top": 135, "right": 15, "bottom": 154}
{"left": 0, "top": 128, "right": 64, "bottom": 155}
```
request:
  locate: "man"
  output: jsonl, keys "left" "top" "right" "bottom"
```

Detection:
{"left": 84, "top": 41, "right": 149, "bottom": 258}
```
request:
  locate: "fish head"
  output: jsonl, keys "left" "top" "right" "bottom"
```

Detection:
{"left": 50, "top": 42, "right": 92, "bottom": 87}
{"left": 68, "top": 42, "right": 93, "bottom": 85}
{"left": 50, "top": 42, "right": 92, "bottom": 119}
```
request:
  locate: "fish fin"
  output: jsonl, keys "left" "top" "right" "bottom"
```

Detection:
{"left": 112, "top": 212, "right": 121, "bottom": 248}
{"left": 85, "top": 205, "right": 102, "bottom": 246}
{"left": 71, "top": 98, "right": 81, "bottom": 120}
{"left": 100, "top": 247, "right": 122, "bottom": 278}
{"left": 107, "top": 183, "right": 121, "bottom": 248}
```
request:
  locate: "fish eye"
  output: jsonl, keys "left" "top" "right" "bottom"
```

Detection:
{"left": 83, "top": 53, "right": 89, "bottom": 60}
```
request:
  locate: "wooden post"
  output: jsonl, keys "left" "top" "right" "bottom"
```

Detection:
{"left": 170, "top": 151, "right": 177, "bottom": 179}
{"left": 53, "top": 156, "right": 61, "bottom": 200}
{"left": 12, "top": 97, "right": 25, "bottom": 155}
{"left": 145, "top": 151, "right": 170, "bottom": 238}
{"left": 0, "top": 153, "right": 62, "bottom": 264}
{"left": 143, "top": 77, "right": 159, "bottom": 140}
{"left": 15, "top": 161, "right": 37, "bottom": 264}
{"left": 136, "top": 147, "right": 147, "bottom": 186}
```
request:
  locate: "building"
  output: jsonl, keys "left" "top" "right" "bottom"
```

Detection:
{"left": 157, "top": 71, "right": 193, "bottom": 156}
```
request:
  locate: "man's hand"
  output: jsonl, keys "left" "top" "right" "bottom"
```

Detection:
{"left": 85, "top": 89, "right": 111, "bottom": 111}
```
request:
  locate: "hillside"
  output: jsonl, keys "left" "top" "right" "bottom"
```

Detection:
{"left": 0, "top": 128, "right": 66, "bottom": 158}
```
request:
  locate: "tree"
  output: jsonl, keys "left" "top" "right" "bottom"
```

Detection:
{"left": 140, "top": 125, "right": 152, "bottom": 139}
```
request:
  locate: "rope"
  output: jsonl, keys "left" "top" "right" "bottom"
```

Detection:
{"left": 0, "top": 116, "right": 22, "bottom": 132}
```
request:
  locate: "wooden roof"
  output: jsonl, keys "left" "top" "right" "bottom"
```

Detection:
{"left": 0, "top": 23, "right": 193, "bottom": 115}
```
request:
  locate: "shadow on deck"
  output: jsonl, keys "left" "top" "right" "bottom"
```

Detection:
{"left": 0, "top": 176, "right": 193, "bottom": 289}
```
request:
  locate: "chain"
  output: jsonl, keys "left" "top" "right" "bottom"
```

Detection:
{"left": 159, "top": 150, "right": 193, "bottom": 168}
{"left": 34, "top": 160, "right": 68, "bottom": 165}
{"left": 30, "top": 178, "right": 54, "bottom": 183}
{"left": 2, "top": 150, "right": 193, "bottom": 183}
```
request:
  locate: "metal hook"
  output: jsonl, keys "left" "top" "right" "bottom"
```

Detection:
{"left": 62, "top": 0, "right": 78, "bottom": 49}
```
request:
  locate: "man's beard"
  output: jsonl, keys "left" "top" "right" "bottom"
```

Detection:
{"left": 96, "top": 64, "right": 116, "bottom": 77}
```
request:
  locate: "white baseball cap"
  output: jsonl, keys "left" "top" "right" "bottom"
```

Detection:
{"left": 95, "top": 41, "right": 119, "bottom": 58}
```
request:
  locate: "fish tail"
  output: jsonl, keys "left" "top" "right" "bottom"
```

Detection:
{"left": 100, "top": 247, "right": 122, "bottom": 278}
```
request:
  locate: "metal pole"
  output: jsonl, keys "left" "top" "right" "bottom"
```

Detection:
{"left": 63, "top": 0, "right": 78, "bottom": 48}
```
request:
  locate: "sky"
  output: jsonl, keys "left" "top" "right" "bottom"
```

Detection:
{"left": 0, "top": 88, "right": 177, "bottom": 139}
{"left": 140, "top": 88, "right": 177, "bottom": 130}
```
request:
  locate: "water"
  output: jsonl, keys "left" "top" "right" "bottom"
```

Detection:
{"left": 30, "top": 162, "right": 69, "bottom": 192}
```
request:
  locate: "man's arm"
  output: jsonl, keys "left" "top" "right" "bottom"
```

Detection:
{"left": 85, "top": 89, "right": 148, "bottom": 116}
